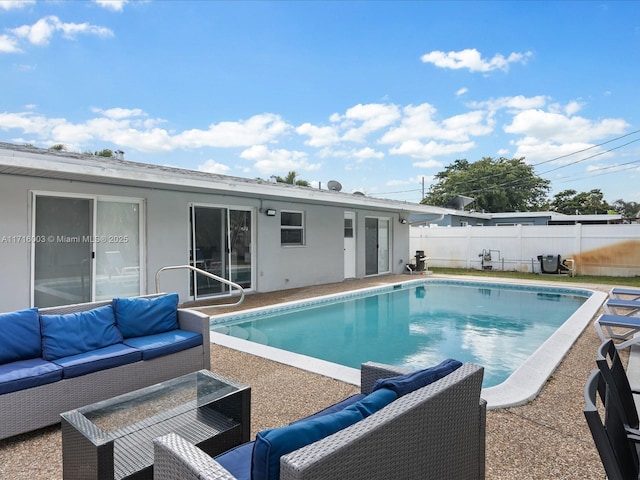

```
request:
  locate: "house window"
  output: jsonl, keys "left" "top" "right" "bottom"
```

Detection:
{"left": 344, "top": 217, "right": 354, "bottom": 238}
{"left": 281, "top": 211, "right": 304, "bottom": 245}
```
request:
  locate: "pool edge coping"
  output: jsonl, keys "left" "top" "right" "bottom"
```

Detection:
{"left": 208, "top": 277, "right": 607, "bottom": 409}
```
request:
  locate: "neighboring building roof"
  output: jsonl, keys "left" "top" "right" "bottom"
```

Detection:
{"left": 0, "top": 142, "right": 447, "bottom": 216}
{"left": 411, "top": 208, "right": 622, "bottom": 225}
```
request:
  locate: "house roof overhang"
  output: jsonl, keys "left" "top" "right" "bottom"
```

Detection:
{"left": 0, "top": 143, "right": 449, "bottom": 216}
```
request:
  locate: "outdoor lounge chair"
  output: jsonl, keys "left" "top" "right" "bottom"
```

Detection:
{"left": 584, "top": 369, "right": 640, "bottom": 480}
{"left": 594, "top": 314, "right": 640, "bottom": 350}
{"left": 596, "top": 340, "right": 640, "bottom": 429}
{"left": 611, "top": 288, "right": 640, "bottom": 301}
{"left": 606, "top": 299, "right": 640, "bottom": 317}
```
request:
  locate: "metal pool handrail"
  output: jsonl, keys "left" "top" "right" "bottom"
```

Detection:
{"left": 155, "top": 265, "right": 245, "bottom": 309}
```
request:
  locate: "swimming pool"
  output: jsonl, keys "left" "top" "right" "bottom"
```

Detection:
{"left": 209, "top": 278, "right": 606, "bottom": 408}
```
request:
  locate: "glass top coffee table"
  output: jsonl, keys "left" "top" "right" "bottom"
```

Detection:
{"left": 61, "top": 370, "right": 250, "bottom": 480}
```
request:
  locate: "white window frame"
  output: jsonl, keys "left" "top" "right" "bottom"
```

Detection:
{"left": 280, "top": 210, "right": 305, "bottom": 246}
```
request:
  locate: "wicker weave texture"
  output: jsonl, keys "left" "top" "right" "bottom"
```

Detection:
{"left": 0, "top": 298, "right": 210, "bottom": 440}
{"left": 153, "top": 362, "right": 486, "bottom": 480}
{"left": 281, "top": 363, "right": 484, "bottom": 480}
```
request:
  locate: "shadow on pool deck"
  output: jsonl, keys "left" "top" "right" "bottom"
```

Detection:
{"left": 0, "top": 274, "right": 616, "bottom": 479}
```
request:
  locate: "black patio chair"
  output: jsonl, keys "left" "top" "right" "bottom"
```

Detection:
{"left": 584, "top": 369, "right": 640, "bottom": 480}
{"left": 597, "top": 339, "right": 640, "bottom": 429}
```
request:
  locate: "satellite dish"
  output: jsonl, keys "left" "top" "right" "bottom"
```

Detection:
{"left": 353, "top": 191, "right": 365, "bottom": 196}
{"left": 327, "top": 180, "right": 342, "bottom": 192}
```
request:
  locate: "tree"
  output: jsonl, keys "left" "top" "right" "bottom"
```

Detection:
{"left": 95, "top": 149, "right": 114, "bottom": 158}
{"left": 612, "top": 199, "right": 640, "bottom": 220}
{"left": 274, "top": 171, "right": 310, "bottom": 186}
{"left": 421, "top": 157, "right": 550, "bottom": 212}
{"left": 550, "top": 189, "right": 611, "bottom": 215}
{"left": 49, "top": 144, "right": 67, "bottom": 151}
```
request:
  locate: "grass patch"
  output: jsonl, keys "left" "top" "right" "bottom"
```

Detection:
{"left": 429, "top": 267, "right": 640, "bottom": 288}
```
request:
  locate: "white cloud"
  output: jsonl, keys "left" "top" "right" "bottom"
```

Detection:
{"left": 353, "top": 147, "right": 384, "bottom": 160}
{"left": 198, "top": 159, "right": 231, "bottom": 175}
{"left": 0, "top": 0, "right": 34, "bottom": 10}
{"left": 239, "top": 145, "right": 320, "bottom": 174}
{"left": 456, "top": 87, "right": 468, "bottom": 96}
{"left": 564, "top": 101, "right": 583, "bottom": 116}
{"left": 334, "top": 103, "right": 401, "bottom": 142}
{"left": 504, "top": 109, "right": 628, "bottom": 144}
{"left": 0, "top": 34, "right": 21, "bottom": 53}
{"left": 469, "top": 95, "right": 548, "bottom": 113}
{"left": 390, "top": 139, "right": 475, "bottom": 160}
{"left": 10, "top": 16, "right": 113, "bottom": 47}
{"left": 421, "top": 48, "right": 533, "bottom": 73}
{"left": 91, "top": 107, "right": 147, "bottom": 120}
{"left": 296, "top": 123, "right": 340, "bottom": 147}
{"left": 93, "top": 0, "right": 129, "bottom": 12}
{"left": 0, "top": 109, "right": 294, "bottom": 153}
{"left": 175, "top": 114, "right": 291, "bottom": 148}
{"left": 380, "top": 103, "right": 492, "bottom": 145}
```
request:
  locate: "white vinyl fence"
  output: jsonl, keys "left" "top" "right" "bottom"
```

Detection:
{"left": 409, "top": 223, "right": 640, "bottom": 277}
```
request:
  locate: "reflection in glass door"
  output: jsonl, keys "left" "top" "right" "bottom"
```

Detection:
{"left": 190, "top": 205, "right": 252, "bottom": 299}
{"left": 33, "top": 195, "right": 143, "bottom": 308}
{"left": 34, "top": 196, "right": 93, "bottom": 307}
{"left": 229, "top": 210, "right": 251, "bottom": 288}
{"left": 364, "top": 217, "right": 390, "bottom": 276}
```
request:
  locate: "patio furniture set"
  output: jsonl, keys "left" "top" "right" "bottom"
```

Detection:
{"left": 0, "top": 293, "right": 488, "bottom": 480}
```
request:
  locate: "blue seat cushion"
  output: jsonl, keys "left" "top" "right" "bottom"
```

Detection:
{"left": 52, "top": 343, "right": 142, "bottom": 378}
{"left": 122, "top": 330, "right": 202, "bottom": 360}
{"left": 0, "top": 308, "right": 41, "bottom": 363}
{"left": 251, "top": 388, "right": 397, "bottom": 480}
{"left": 40, "top": 305, "right": 123, "bottom": 361}
{"left": 113, "top": 294, "right": 179, "bottom": 338}
{"left": 215, "top": 442, "right": 254, "bottom": 480}
{"left": 0, "top": 358, "right": 63, "bottom": 395}
{"left": 372, "top": 358, "right": 463, "bottom": 397}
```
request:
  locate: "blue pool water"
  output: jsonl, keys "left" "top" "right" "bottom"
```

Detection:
{"left": 211, "top": 280, "right": 590, "bottom": 388}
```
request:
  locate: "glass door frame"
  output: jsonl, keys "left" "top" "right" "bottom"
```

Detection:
{"left": 189, "top": 202, "right": 254, "bottom": 301}
{"left": 364, "top": 216, "right": 391, "bottom": 276}
{"left": 30, "top": 191, "right": 145, "bottom": 307}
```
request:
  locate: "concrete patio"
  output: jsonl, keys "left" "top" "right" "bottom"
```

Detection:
{"left": 0, "top": 275, "right": 624, "bottom": 479}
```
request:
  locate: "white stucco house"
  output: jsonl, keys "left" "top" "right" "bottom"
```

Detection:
{"left": 0, "top": 143, "right": 448, "bottom": 311}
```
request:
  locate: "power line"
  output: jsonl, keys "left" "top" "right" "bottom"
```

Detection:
{"left": 373, "top": 129, "right": 640, "bottom": 198}
{"left": 530, "top": 128, "right": 640, "bottom": 167}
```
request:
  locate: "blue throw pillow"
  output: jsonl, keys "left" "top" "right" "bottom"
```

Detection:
{"left": 0, "top": 308, "right": 41, "bottom": 363}
{"left": 40, "top": 305, "right": 123, "bottom": 361}
{"left": 251, "top": 387, "right": 398, "bottom": 480}
{"left": 372, "top": 358, "right": 463, "bottom": 397}
{"left": 345, "top": 387, "right": 397, "bottom": 417}
{"left": 252, "top": 407, "right": 365, "bottom": 480}
{"left": 113, "top": 294, "right": 179, "bottom": 338}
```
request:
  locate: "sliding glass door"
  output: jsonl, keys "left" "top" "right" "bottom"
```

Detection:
{"left": 34, "top": 196, "right": 93, "bottom": 307}
{"left": 365, "top": 217, "right": 390, "bottom": 276}
{"left": 190, "top": 205, "right": 252, "bottom": 299}
{"left": 33, "top": 194, "right": 143, "bottom": 308}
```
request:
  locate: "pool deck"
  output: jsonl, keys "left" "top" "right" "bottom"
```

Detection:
{"left": 0, "top": 274, "right": 629, "bottom": 479}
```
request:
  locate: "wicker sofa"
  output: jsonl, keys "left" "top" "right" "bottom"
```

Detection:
{"left": 0, "top": 294, "right": 210, "bottom": 440}
{"left": 154, "top": 361, "right": 486, "bottom": 480}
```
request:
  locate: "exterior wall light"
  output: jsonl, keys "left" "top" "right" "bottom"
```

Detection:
{"left": 399, "top": 218, "right": 408, "bottom": 224}
{"left": 266, "top": 209, "right": 277, "bottom": 217}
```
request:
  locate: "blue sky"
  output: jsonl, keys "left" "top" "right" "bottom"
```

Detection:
{"left": 1, "top": 0, "right": 639, "bottom": 206}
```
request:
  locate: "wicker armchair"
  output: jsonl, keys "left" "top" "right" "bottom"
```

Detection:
{"left": 154, "top": 362, "right": 486, "bottom": 480}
